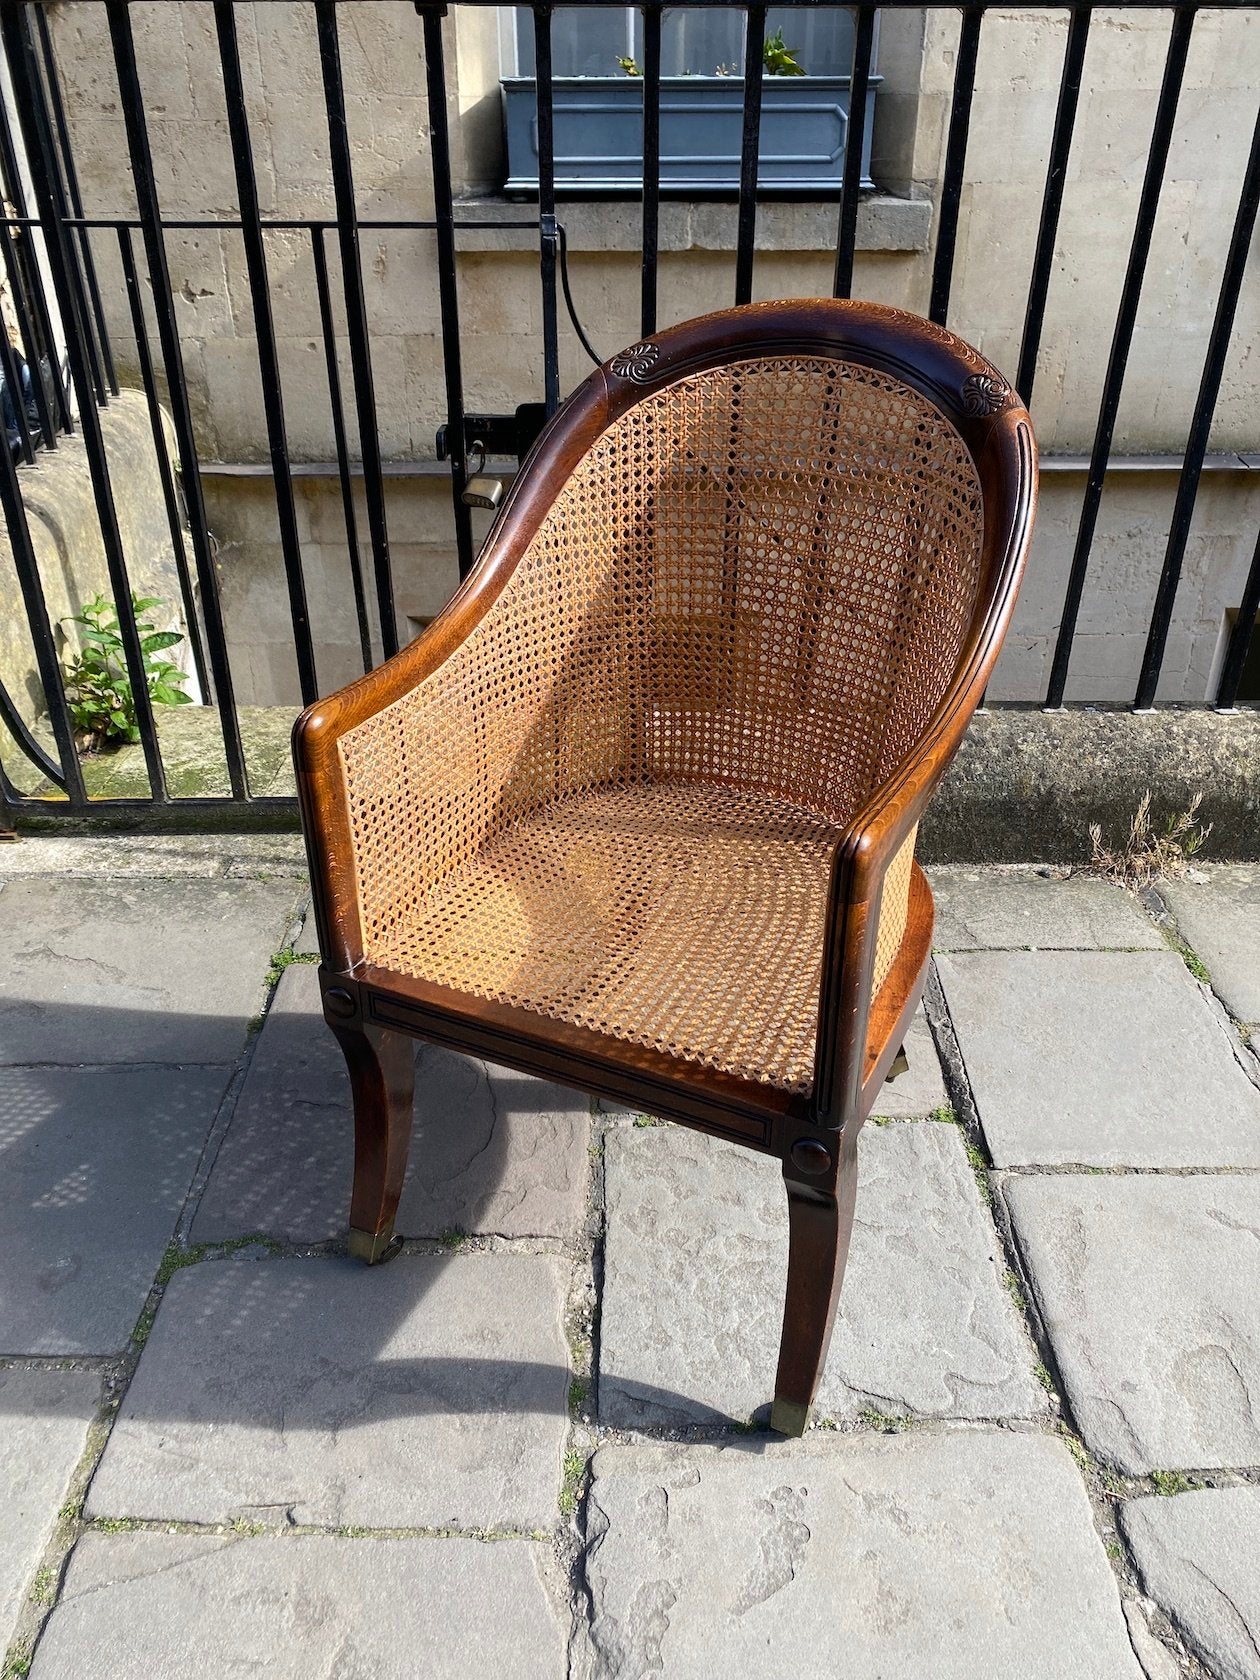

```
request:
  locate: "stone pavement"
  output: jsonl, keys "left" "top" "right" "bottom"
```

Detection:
{"left": 1, "top": 837, "right": 1258, "bottom": 1678}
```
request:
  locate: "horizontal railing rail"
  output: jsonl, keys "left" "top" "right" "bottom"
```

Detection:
{"left": 0, "top": 0, "right": 1256, "bottom": 830}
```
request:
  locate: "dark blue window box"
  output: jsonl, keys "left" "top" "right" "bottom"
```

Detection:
{"left": 502, "top": 75, "right": 879, "bottom": 195}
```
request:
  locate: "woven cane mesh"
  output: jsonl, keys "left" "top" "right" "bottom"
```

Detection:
{"left": 873, "top": 823, "right": 919, "bottom": 997}
{"left": 340, "top": 355, "right": 983, "bottom": 1093}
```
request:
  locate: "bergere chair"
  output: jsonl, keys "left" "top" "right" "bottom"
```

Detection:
{"left": 295, "top": 298, "right": 1036, "bottom": 1436}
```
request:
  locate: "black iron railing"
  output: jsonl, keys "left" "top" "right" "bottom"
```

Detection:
{"left": 0, "top": 0, "right": 1257, "bottom": 830}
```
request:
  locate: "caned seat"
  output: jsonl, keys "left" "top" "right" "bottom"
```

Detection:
{"left": 296, "top": 299, "right": 1036, "bottom": 1435}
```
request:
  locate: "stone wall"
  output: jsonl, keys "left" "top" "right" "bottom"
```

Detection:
{"left": 30, "top": 2, "right": 1260, "bottom": 707}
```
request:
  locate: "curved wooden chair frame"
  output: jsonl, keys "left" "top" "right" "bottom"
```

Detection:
{"left": 295, "top": 298, "right": 1037, "bottom": 1436}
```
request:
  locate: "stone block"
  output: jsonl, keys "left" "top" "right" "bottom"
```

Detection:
{"left": 0, "top": 1369, "right": 98, "bottom": 1651}
{"left": 1162, "top": 867, "right": 1260, "bottom": 1025}
{"left": 1122, "top": 1487, "right": 1260, "bottom": 1680}
{"left": 191, "top": 966, "right": 590, "bottom": 1244}
{"left": 599, "top": 1121, "right": 1043, "bottom": 1428}
{"left": 938, "top": 950, "right": 1260, "bottom": 1167}
{"left": 0, "top": 879, "right": 301, "bottom": 1065}
{"left": 86, "top": 1253, "right": 570, "bottom": 1531}
{"left": 1007, "top": 1174, "right": 1260, "bottom": 1473}
{"left": 581, "top": 1431, "right": 1142, "bottom": 1680}
{"left": 0, "top": 1065, "right": 231, "bottom": 1354}
{"left": 928, "top": 868, "right": 1161, "bottom": 950}
{"left": 31, "top": 1532, "right": 566, "bottom": 1680}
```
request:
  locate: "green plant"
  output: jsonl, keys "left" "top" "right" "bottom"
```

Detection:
{"left": 62, "top": 592, "right": 191, "bottom": 751}
{"left": 616, "top": 55, "right": 641, "bottom": 76}
{"left": 763, "top": 26, "right": 805, "bottom": 75}
{"left": 559, "top": 1449, "right": 586, "bottom": 1517}
{"left": 1151, "top": 1469, "right": 1193, "bottom": 1497}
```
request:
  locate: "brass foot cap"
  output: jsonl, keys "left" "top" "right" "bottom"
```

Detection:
{"left": 770, "top": 1398, "right": 812, "bottom": 1438}
{"left": 347, "top": 1225, "right": 402, "bottom": 1265}
{"left": 884, "top": 1046, "right": 911, "bottom": 1084}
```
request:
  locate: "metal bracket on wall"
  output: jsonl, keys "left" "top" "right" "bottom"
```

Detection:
{"left": 436, "top": 404, "right": 548, "bottom": 467}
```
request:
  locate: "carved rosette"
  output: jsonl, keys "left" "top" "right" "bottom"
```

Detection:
{"left": 609, "top": 341, "right": 661, "bottom": 382}
{"left": 960, "top": 372, "right": 1011, "bottom": 417}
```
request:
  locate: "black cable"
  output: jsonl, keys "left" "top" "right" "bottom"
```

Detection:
{"left": 556, "top": 222, "right": 604, "bottom": 367}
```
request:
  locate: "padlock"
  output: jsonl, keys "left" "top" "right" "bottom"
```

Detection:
{"left": 461, "top": 441, "right": 503, "bottom": 511}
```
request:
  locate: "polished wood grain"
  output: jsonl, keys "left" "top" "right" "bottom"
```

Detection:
{"left": 295, "top": 297, "right": 1037, "bottom": 1435}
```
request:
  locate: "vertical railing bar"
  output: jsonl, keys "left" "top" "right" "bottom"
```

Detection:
{"left": 0, "top": 77, "right": 71, "bottom": 436}
{"left": 1214, "top": 530, "right": 1260, "bottom": 710}
{"left": 3, "top": 4, "right": 166, "bottom": 803}
{"left": 832, "top": 3, "right": 876, "bottom": 301}
{"left": 0, "top": 225, "right": 57, "bottom": 447}
{"left": 928, "top": 5, "right": 983, "bottom": 326}
{"left": 315, "top": 0, "right": 398, "bottom": 659}
{"left": 311, "top": 228, "right": 373, "bottom": 674}
{"left": 0, "top": 417, "right": 85, "bottom": 801}
{"left": 213, "top": 0, "right": 318, "bottom": 705}
{"left": 1016, "top": 4, "right": 1090, "bottom": 403}
{"left": 117, "top": 225, "right": 211, "bottom": 699}
{"left": 417, "top": 5, "right": 475, "bottom": 581}
{"left": 640, "top": 4, "right": 662, "bottom": 338}
{"left": 104, "top": 0, "right": 247, "bottom": 797}
{"left": 533, "top": 6, "right": 560, "bottom": 413}
{"left": 1044, "top": 6, "right": 1196, "bottom": 710}
{"left": 0, "top": 292, "right": 35, "bottom": 463}
{"left": 32, "top": 6, "right": 115, "bottom": 402}
{"left": 734, "top": 4, "right": 767, "bottom": 307}
{"left": 1134, "top": 94, "right": 1260, "bottom": 710}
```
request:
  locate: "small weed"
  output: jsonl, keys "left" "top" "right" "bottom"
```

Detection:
{"left": 964, "top": 1141, "right": 993, "bottom": 1205}
{"left": 568, "top": 1378, "right": 589, "bottom": 1412}
{"left": 156, "top": 1234, "right": 279, "bottom": 1287}
{"left": 132, "top": 1307, "right": 156, "bottom": 1349}
{"left": 264, "top": 946, "right": 318, "bottom": 988}
{"left": 929, "top": 1105, "right": 957, "bottom": 1124}
{"left": 3, "top": 1642, "right": 32, "bottom": 1678}
{"left": 1002, "top": 1269, "right": 1027, "bottom": 1312}
{"left": 859, "top": 1407, "right": 915, "bottom": 1433}
{"left": 228, "top": 1518, "right": 265, "bottom": 1536}
{"left": 1151, "top": 1469, "right": 1193, "bottom": 1497}
{"left": 632, "top": 1114, "right": 661, "bottom": 1127}
{"left": 1087, "top": 790, "right": 1211, "bottom": 891}
{"left": 92, "top": 1517, "right": 142, "bottom": 1534}
{"left": 28, "top": 1567, "right": 56, "bottom": 1607}
{"left": 1106, "top": 1539, "right": 1122, "bottom": 1560}
{"left": 437, "top": 1227, "right": 466, "bottom": 1251}
{"left": 1034, "top": 1361, "right": 1056, "bottom": 1395}
{"left": 732, "top": 1415, "right": 766, "bottom": 1435}
{"left": 1102, "top": 1469, "right": 1128, "bottom": 1499}
{"left": 870, "top": 1114, "right": 893, "bottom": 1126}
{"left": 559, "top": 1449, "right": 586, "bottom": 1518}
{"left": 333, "top": 1525, "right": 372, "bottom": 1538}
{"left": 1056, "top": 1424, "right": 1090, "bottom": 1472}
{"left": 57, "top": 1495, "right": 83, "bottom": 1524}
{"left": 1162, "top": 928, "right": 1212, "bottom": 985}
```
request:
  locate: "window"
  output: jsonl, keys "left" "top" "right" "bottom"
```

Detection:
{"left": 503, "top": 7, "right": 861, "bottom": 80}
{"left": 499, "top": 6, "right": 878, "bottom": 195}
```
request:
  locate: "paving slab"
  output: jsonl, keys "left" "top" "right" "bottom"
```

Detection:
{"left": 580, "top": 1430, "right": 1142, "bottom": 1680}
{"left": 929, "top": 867, "right": 1161, "bottom": 951}
{"left": 86, "top": 1253, "right": 569, "bottom": 1531}
{"left": 191, "top": 965, "right": 590, "bottom": 1244}
{"left": 869, "top": 1005, "right": 948, "bottom": 1118}
{"left": 0, "top": 1368, "right": 98, "bottom": 1651}
{"left": 30, "top": 1531, "right": 566, "bottom": 1680}
{"left": 1162, "top": 867, "right": 1260, "bottom": 1027}
{"left": 1122, "top": 1487, "right": 1260, "bottom": 1680}
{"left": 938, "top": 950, "right": 1260, "bottom": 1167}
{"left": 599, "top": 1121, "right": 1043, "bottom": 1429}
{"left": 0, "top": 1064, "right": 231, "bottom": 1354}
{"left": 1007, "top": 1174, "right": 1260, "bottom": 1474}
{"left": 0, "top": 879, "right": 302, "bottom": 1065}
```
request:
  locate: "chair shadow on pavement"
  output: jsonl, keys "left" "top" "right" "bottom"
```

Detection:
{"left": 0, "top": 988, "right": 727, "bottom": 1526}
